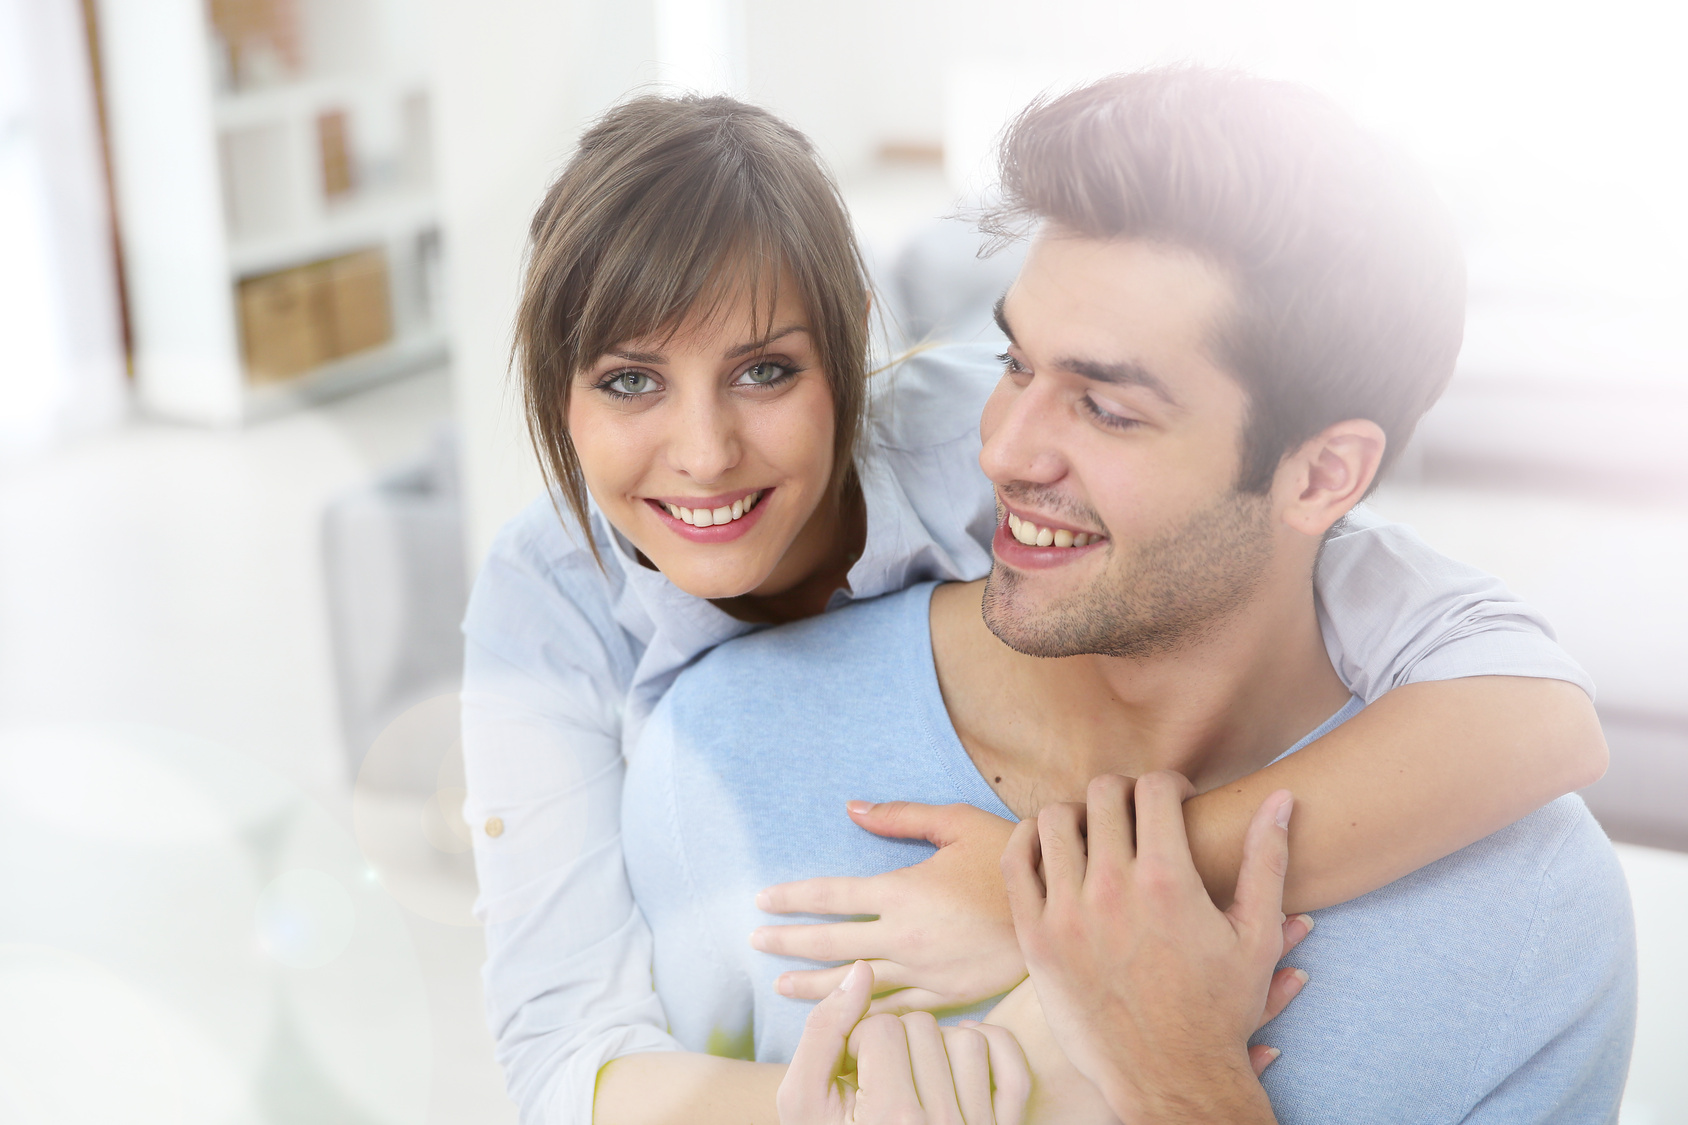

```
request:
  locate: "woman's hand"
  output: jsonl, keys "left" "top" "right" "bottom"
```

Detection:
{"left": 778, "top": 960, "right": 1031, "bottom": 1125}
{"left": 753, "top": 802, "right": 1022, "bottom": 1014}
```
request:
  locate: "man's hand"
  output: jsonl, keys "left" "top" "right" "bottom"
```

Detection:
{"left": 754, "top": 802, "right": 1023, "bottom": 1014}
{"left": 777, "top": 960, "right": 1032, "bottom": 1125}
{"left": 1001, "top": 772, "right": 1298, "bottom": 1124}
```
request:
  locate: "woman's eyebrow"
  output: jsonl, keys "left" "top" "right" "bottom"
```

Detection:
{"left": 724, "top": 324, "right": 807, "bottom": 360}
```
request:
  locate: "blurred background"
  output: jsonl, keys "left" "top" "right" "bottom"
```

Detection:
{"left": 0, "top": 0, "right": 1683, "bottom": 1121}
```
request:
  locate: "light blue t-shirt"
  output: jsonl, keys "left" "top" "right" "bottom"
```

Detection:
{"left": 623, "top": 583, "right": 1636, "bottom": 1123}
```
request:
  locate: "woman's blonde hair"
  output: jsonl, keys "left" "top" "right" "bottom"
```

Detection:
{"left": 514, "top": 94, "right": 872, "bottom": 562}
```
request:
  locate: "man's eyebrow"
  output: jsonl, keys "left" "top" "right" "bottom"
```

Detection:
{"left": 1058, "top": 357, "right": 1180, "bottom": 407}
{"left": 995, "top": 295, "right": 1179, "bottom": 407}
{"left": 992, "top": 296, "right": 1014, "bottom": 343}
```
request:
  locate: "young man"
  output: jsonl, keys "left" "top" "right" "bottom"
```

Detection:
{"left": 620, "top": 70, "right": 1637, "bottom": 1122}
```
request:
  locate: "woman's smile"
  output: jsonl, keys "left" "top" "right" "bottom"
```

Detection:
{"left": 644, "top": 488, "right": 770, "bottom": 541}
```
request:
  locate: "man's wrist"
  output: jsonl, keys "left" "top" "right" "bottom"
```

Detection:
{"left": 1099, "top": 1053, "right": 1275, "bottom": 1125}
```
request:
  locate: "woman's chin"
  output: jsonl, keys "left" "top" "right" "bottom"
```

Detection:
{"left": 656, "top": 560, "right": 773, "bottom": 604}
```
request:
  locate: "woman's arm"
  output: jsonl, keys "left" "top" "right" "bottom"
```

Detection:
{"left": 1189, "top": 675, "right": 1606, "bottom": 912}
{"left": 462, "top": 515, "right": 687, "bottom": 1124}
{"left": 593, "top": 1055, "right": 784, "bottom": 1125}
{"left": 756, "top": 680, "right": 1602, "bottom": 1006}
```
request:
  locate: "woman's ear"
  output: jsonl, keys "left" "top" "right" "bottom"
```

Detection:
{"left": 1277, "top": 419, "right": 1387, "bottom": 537}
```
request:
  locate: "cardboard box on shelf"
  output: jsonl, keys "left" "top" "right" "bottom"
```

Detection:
{"left": 237, "top": 267, "right": 328, "bottom": 383}
{"left": 208, "top": 0, "right": 302, "bottom": 90}
{"left": 236, "top": 248, "right": 392, "bottom": 385}
{"left": 318, "top": 110, "right": 354, "bottom": 200}
{"left": 322, "top": 249, "right": 392, "bottom": 357}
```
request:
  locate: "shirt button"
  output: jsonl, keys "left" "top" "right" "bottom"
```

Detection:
{"left": 485, "top": 816, "right": 504, "bottom": 838}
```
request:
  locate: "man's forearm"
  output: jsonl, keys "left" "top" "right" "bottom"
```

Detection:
{"left": 1099, "top": 1063, "right": 1278, "bottom": 1125}
{"left": 986, "top": 980, "right": 1279, "bottom": 1125}
{"left": 593, "top": 1052, "right": 784, "bottom": 1125}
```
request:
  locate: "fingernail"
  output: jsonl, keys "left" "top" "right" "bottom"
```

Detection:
{"left": 1295, "top": 913, "right": 1315, "bottom": 933}
{"left": 748, "top": 928, "right": 767, "bottom": 950}
{"left": 1291, "top": 968, "right": 1309, "bottom": 986}
{"left": 846, "top": 800, "right": 874, "bottom": 815}
{"left": 844, "top": 960, "right": 868, "bottom": 989}
{"left": 1275, "top": 794, "right": 1295, "bottom": 830}
{"left": 755, "top": 889, "right": 772, "bottom": 910}
{"left": 777, "top": 975, "right": 796, "bottom": 997}
{"left": 1264, "top": 1047, "right": 1281, "bottom": 1063}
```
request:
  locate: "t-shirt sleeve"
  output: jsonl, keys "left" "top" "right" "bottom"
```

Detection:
{"left": 1313, "top": 505, "right": 1595, "bottom": 704}
{"left": 461, "top": 518, "right": 682, "bottom": 1125}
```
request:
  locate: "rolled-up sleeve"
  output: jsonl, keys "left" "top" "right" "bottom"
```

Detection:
{"left": 461, "top": 518, "right": 682, "bottom": 1125}
{"left": 1314, "top": 505, "right": 1594, "bottom": 704}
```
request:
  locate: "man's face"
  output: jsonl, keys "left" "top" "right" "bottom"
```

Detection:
{"left": 979, "top": 232, "right": 1279, "bottom": 659}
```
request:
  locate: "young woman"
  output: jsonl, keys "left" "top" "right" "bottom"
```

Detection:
{"left": 459, "top": 94, "right": 1606, "bottom": 1125}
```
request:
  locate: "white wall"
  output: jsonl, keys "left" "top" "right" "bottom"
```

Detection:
{"left": 0, "top": 0, "right": 127, "bottom": 456}
{"left": 428, "top": 0, "right": 661, "bottom": 568}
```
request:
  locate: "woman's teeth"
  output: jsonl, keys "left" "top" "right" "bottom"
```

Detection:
{"left": 1007, "top": 512, "right": 1099, "bottom": 549}
{"left": 666, "top": 490, "right": 763, "bottom": 528}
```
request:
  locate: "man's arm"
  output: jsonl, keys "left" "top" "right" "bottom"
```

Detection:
{"left": 999, "top": 773, "right": 1294, "bottom": 1125}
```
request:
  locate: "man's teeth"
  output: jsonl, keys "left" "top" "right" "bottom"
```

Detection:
{"left": 1007, "top": 512, "right": 1099, "bottom": 549}
{"left": 667, "top": 491, "right": 763, "bottom": 527}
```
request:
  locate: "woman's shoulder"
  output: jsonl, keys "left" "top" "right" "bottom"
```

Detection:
{"left": 466, "top": 492, "right": 630, "bottom": 649}
{"left": 868, "top": 343, "right": 1004, "bottom": 452}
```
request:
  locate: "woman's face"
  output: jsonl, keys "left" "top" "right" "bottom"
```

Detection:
{"left": 568, "top": 280, "right": 839, "bottom": 601}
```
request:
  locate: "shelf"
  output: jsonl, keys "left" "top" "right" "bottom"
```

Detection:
{"left": 214, "top": 71, "right": 431, "bottom": 131}
{"left": 243, "top": 328, "right": 449, "bottom": 422}
{"left": 228, "top": 192, "right": 436, "bottom": 277}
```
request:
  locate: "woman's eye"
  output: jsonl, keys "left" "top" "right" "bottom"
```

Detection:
{"left": 602, "top": 371, "right": 656, "bottom": 396}
{"left": 735, "top": 361, "right": 793, "bottom": 387}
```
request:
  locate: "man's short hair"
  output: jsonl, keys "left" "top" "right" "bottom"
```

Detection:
{"left": 984, "top": 67, "right": 1467, "bottom": 492}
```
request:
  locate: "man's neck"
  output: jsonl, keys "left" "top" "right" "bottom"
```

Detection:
{"left": 929, "top": 578, "right": 1351, "bottom": 820}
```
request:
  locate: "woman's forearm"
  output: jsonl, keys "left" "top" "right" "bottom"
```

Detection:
{"left": 1185, "top": 676, "right": 1606, "bottom": 913}
{"left": 593, "top": 1053, "right": 785, "bottom": 1125}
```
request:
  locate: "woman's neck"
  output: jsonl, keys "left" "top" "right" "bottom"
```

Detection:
{"left": 712, "top": 472, "right": 866, "bottom": 626}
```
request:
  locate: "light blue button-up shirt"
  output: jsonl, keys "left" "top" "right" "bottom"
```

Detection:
{"left": 460, "top": 344, "right": 1594, "bottom": 1124}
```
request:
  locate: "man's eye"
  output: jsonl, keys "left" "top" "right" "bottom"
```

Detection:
{"left": 735, "top": 362, "right": 793, "bottom": 386}
{"left": 1082, "top": 396, "right": 1141, "bottom": 431}
{"left": 996, "top": 351, "right": 1030, "bottom": 377}
{"left": 602, "top": 371, "right": 656, "bottom": 396}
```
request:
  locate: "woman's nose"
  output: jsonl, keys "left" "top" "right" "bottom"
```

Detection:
{"left": 665, "top": 389, "right": 742, "bottom": 483}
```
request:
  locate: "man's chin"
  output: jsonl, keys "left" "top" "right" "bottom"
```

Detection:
{"left": 980, "top": 565, "right": 1090, "bottom": 659}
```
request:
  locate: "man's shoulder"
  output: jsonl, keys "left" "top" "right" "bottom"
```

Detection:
{"left": 1264, "top": 796, "right": 1635, "bottom": 1121}
{"left": 678, "top": 581, "right": 931, "bottom": 679}
{"left": 648, "top": 585, "right": 937, "bottom": 773}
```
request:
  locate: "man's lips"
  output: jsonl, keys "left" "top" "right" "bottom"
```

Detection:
{"left": 993, "top": 506, "right": 1107, "bottom": 569}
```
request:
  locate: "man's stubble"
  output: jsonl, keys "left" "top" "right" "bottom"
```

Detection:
{"left": 982, "top": 488, "right": 1277, "bottom": 660}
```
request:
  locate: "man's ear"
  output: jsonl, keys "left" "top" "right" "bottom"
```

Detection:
{"left": 1275, "top": 419, "right": 1386, "bottom": 537}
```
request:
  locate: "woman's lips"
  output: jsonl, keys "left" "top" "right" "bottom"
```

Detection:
{"left": 645, "top": 488, "right": 771, "bottom": 543}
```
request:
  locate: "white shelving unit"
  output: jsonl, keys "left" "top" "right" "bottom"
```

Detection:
{"left": 93, "top": 0, "right": 446, "bottom": 425}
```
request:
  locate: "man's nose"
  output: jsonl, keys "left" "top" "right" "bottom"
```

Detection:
{"left": 979, "top": 377, "right": 1068, "bottom": 487}
{"left": 665, "top": 387, "right": 742, "bottom": 483}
